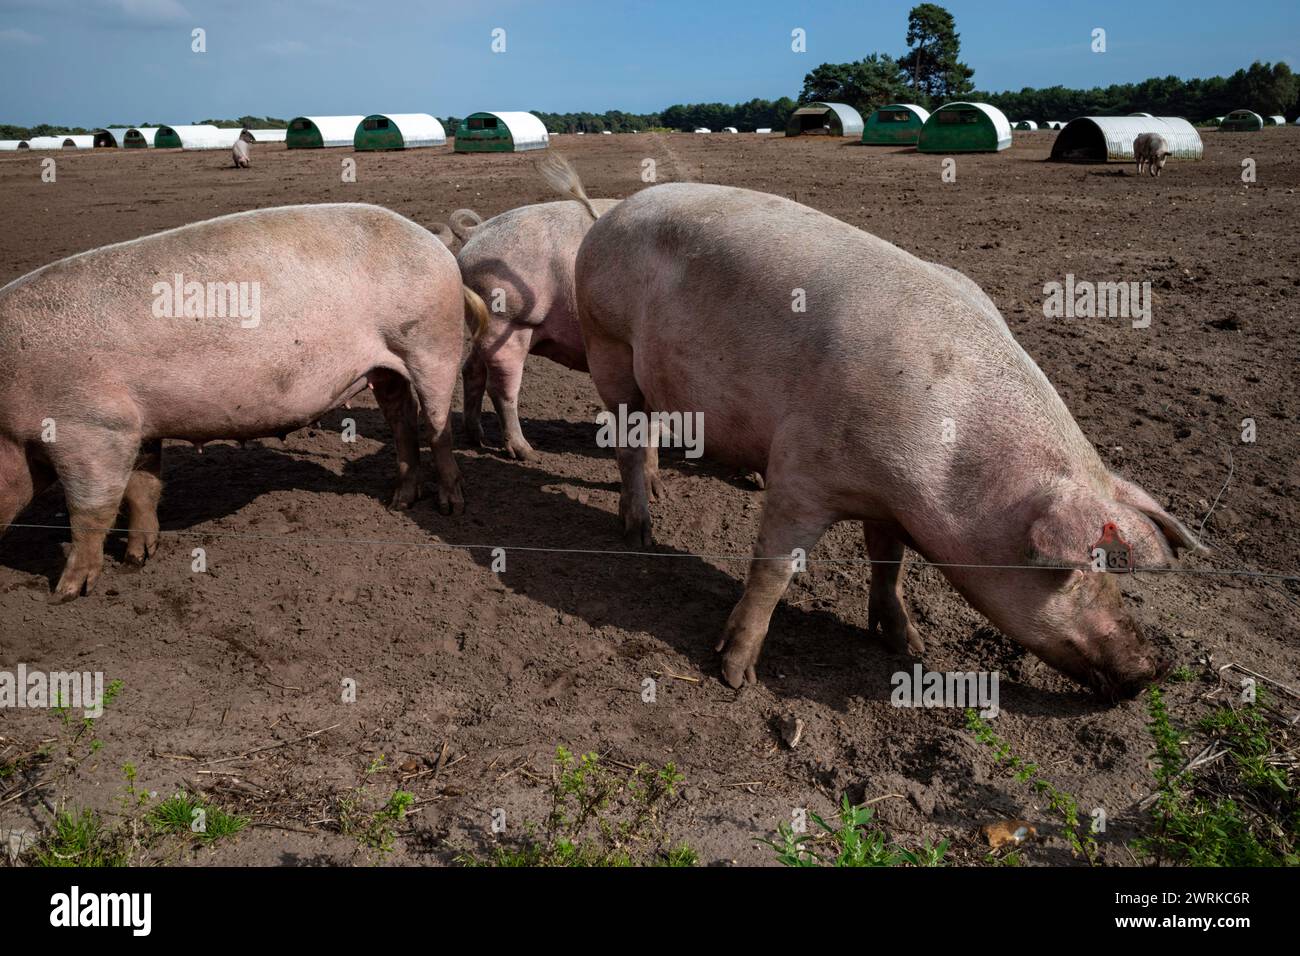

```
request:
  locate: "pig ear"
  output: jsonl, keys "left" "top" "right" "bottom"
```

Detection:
{"left": 1022, "top": 490, "right": 1107, "bottom": 570}
{"left": 1111, "top": 476, "right": 1209, "bottom": 559}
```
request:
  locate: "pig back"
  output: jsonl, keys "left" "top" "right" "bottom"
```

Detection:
{"left": 575, "top": 182, "right": 1099, "bottom": 486}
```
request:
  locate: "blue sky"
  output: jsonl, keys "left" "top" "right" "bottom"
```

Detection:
{"left": 1, "top": 0, "right": 1296, "bottom": 126}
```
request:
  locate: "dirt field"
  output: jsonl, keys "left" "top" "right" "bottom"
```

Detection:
{"left": 0, "top": 130, "right": 1296, "bottom": 866}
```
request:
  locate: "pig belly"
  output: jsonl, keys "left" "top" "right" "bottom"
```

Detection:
{"left": 137, "top": 355, "right": 384, "bottom": 442}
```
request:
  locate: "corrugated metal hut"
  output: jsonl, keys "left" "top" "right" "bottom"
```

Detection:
{"left": 286, "top": 115, "right": 365, "bottom": 148}
{"left": 785, "top": 102, "right": 864, "bottom": 138}
{"left": 862, "top": 104, "right": 930, "bottom": 144}
{"left": 1220, "top": 110, "right": 1264, "bottom": 132}
{"left": 917, "top": 102, "right": 1012, "bottom": 152}
{"left": 354, "top": 113, "right": 446, "bottom": 150}
{"left": 453, "top": 112, "right": 549, "bottom": 152}
{"left": 1051, "top": 116, "right": 1203, "bottom": 161}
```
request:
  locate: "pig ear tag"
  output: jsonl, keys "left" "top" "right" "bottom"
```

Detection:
{"left": 1090, "top": 522, "right": 1132, "bottom": 573}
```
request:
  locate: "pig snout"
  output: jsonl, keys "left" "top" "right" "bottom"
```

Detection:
{"left": 1080, "top": 618, "right": 1169, "bottom": 701}
{"left": 1039, "top": 577, "right": 1169, "bottom": 700}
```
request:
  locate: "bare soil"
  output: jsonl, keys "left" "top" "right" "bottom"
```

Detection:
{"left": 0, "top": 130, "right": 1296, "bottom": 866}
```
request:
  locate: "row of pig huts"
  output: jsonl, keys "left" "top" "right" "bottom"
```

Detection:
{"left": 0, "top": 125, "right": 283, "bottom": 150}
{"left": 5, "top": 103, "right": 1291, "bottom": 157}
{"left": 283, "top": 112, "right": 548, "bottom": 151}
{"left": 0, "top": 112, "right": 551, "bottom": 153}
{"left": 785, "top": 99, "right": 1293, "bottom": 161}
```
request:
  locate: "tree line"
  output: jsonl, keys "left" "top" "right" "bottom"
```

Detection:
{"left": 5, "top": 6, "right": 1298, "bottom": 138}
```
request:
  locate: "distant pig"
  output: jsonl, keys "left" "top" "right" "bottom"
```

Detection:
{"left": 1133, "top": 133, "right": 1170, "bottom": 177}
{"left": 573, "top": 182, "right": 1205, "bottom": 699}
{"left": 0, "top": 203, "right": 484, "bottom": 601}
{"left": 450, "top": 154, "right": 617, "bottom": 460}
{"left": 232, "top": 138, "right": 251, "bottom": 168}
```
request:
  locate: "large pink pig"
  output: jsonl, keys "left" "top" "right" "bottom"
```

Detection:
{"left": 451, "top": 164, "right": 617, "bottom": 460}
{"left": 573, "top": 182, "right": 1204, "bottom": 698}
{"left": 0, "top": 203, "right": 483, "bottom": 601}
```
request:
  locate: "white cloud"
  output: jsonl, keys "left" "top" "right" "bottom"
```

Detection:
{"left": 262, "top": 39, "right": 307, "bottom": 56}
{"left": 101, "top": 0, "right": 190, "bottom": 26}
{"left": 0, "top": 27, "right": 41, "bottom": 44}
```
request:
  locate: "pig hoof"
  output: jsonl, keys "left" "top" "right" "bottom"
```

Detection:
{"left": 718, "top": 648, "right": 757, "bottom": 688}
{"left": 622, "top": 518, "right": 653, "bottom": 549}
{"left": 507, "top": 442, "right": 538, "bottom": 463}
{"left": 437, "top": 482, "right": 466, "bottom": 516}
{"left": 646, "top": 472, "right": 667, "bottom": 502}
{"left": 389, "top": 484, "right": 421, "bottom": 510}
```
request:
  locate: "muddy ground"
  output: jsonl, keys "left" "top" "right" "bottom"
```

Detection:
{"left": 0, "top": 130, "right": 1296, "bottom": 866}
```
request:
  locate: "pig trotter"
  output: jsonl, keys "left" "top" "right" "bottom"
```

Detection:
{"left": 51, "top": 503, "right": 119, "bottom": 602}
{"left": 864, "top": 524, "right": 925, "bottom": 655}
{"left": 715, "top": 623, "right": 760, "bottom": 688}
{"left": 123, "top": 440, "right": 163, "bottom": 566}
{"left": 388, "top": 475, "right": 422, "bottom": 511}
{"left": 435, "top": 475, "right": 466, "bottom": 516}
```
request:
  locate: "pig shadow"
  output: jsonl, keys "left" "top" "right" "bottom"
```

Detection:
{"left": 408, "top": 452, "right": 1102, "bottom": 718}
{"left": 467, "top": 413, "right": 762, "bottom": 492}
{"left": 1, "top": 405, "right": 410, "bottom": 584}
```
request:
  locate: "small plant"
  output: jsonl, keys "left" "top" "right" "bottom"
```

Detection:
{"left": 148, "top": 792, "right": 248, "bottom": 845}
{"left": 337, "top": 785, "right": 415, "bottom": 856}
{"left": 31, "top": 809, "right": 129, "bottom": 868}
{"left": 1134, "top": 687, "right": 1295, "bottom": 866}
{"left": 966, "top": 709, "right": 1098, "bottom": 863}
{"left": 760, "top": 795, "right": 948, "bottom": 867}
{"left": 459, "top": 748, "right": 695, "bottom": 867}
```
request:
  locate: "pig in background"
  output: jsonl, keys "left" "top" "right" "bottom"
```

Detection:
{"left": 1133, "top": 133, "right": 1171, "bottom": 177}
{"left": 231, "top": 138, "right": 251, "bottom": 169}
{"left": 0, "top": 203, "right": 483, "bottom": 601}
{"left": 571, "top": 179, "right": 1205, "bottom": 700}
{"left": 432, "top": 155, "right": 618, "bottom": 462}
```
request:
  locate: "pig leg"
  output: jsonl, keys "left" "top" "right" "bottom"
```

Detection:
{"left": 45, "top": 422, "right": 138, "bottom": 601}
{"left": 484, "top": 329, "right": 536, "bottom": 462}
{"left": 716, "top": 484, "right": 833, "bottom": 687}
{"left": 863, "top": 523, "right": 925, "bottom": 655}
{"left": 461, "top": 351, "right": 488, "bottom": 448}
{"left": 123, "top": 439, "right": 163, "bottom": 566}
{"left": 369, "top": 369, "right": 422, "bottom": 509}
{"left": 402, "top": 355, "right": 464, "bottom": 516}
{"left": 0, "top": 437, "right": 41, "bottom": 541}
{"left": 586, "top": 336, "right": 652, "bottom": 546}
{"left": 644, "top": 418, "right": 665, "bottom": 501}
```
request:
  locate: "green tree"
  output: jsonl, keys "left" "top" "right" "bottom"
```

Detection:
{"left": 898, "top": 3, "right": 973, "bottom": 105}
{"left": 799, "top": 54, "right": 909, "bottom": 115}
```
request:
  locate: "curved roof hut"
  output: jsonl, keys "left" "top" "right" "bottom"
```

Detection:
{"left": 286, "top": 115, "right": 365, "bottom": 148}
{"left": 123, "top": 127, "right": 160, "bottom": 148}
{"left": 785, "top": 102, "right": 864, "bottom": 138}
{"left": 92, "top": 128, "right": 131, "bottom": 147}
{"left": 453, "top": 112, "right": 549, "bottom": 152}
{"left": 1015, "top": 120, "right": 1038, "bottom": 130}
{"left": 862, "top": 104, "right": 930, "bottom": 144}
{"left": 0, "top": 140, "right": 22, "bottom": 150}
{"left": 1051, "top": 116, "right": 1203, "bottom": 161}
{"left": 917, "top": 102, "right": 1012, "bottom": 153}
{"left": 1264, "top": 115, "right": 1286, "bottom": 126}
{"left": 1220, "top": 110, "right": 1264, "bottom": 132}
{"left": 354, "top": 113, "right": 446, "bottom": 150}
{"left": 243, "top": 129, "right": 286, "bottom": 143}
{"left": 25, "top": 136, "right": 68, "bottom": 149}
{"left": 155, "top": 125, "right": 243, "bottom": 149}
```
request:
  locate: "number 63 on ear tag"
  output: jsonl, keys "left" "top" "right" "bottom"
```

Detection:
{"left": 1091, "top": 522, "right": 1132, "bottom": 573}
